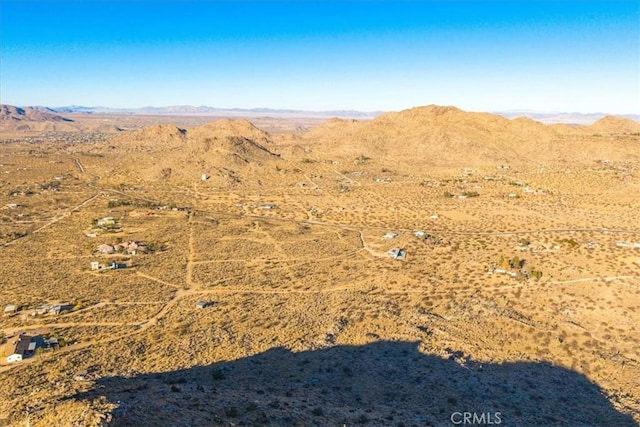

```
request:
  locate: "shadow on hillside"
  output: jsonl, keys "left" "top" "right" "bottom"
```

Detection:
{"left": 72, "top": 341, "right": 636, "bottom": 426}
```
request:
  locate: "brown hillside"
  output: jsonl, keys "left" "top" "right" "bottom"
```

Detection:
{"left": 0, "top": 104, "right": 78, "bottom": 134}
{"left": 107, "top": 124, "right": 188, "bottom": 152}
{"left": 189, "top": 118, "right": 271, "bottom": 142}
{"left": 99, "top": 119, "right": 282, "bottom": 187}
{"left": 0, "top": 104, "right": 73, "bottom": 123}
{"left": 303, "top": 105, "right": 638, "bottom": 165}
{"left": 585, "top": 116, "right": 640, "bottom": 134}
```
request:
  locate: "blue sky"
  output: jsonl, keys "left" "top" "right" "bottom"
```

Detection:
{"left": 1, "top": 1, "right": 638, "bottom": 113}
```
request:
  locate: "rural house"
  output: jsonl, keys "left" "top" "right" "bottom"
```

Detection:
{"left": 6, "top": 334, "right": 45, "bottom": 363}
{"left": 387, "top": 248, "right": 406, "bottom": 260}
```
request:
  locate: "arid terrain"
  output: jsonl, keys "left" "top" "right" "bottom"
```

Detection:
{"left": 0, "top": 104, "right": 639, "bottom": 426}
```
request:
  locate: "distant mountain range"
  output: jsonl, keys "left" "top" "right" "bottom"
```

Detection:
{"left": 2, "top": 103, "right": 638, "bottom": 127}
{"left": 496, "top": 110, "right": 640, "bottom": 125}
{"left": 41, "top": 105, "right": 640, "bottom": 125}
{"left": 0, "top": 104, "right": 74, "bottom": 122}
{"left": 49, "top": 105, "right": 383, "bottom": 119}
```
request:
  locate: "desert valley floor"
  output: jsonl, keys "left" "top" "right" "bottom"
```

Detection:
{"left": 0, "top": 106, "right": 639, "bottom": 426}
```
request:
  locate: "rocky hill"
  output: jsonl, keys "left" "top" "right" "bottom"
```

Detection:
{"left": 303, "top": 105, "right": 639, "bottom": 166}
{"left": 585, "top": 116, "right": 640, "bottom": 135}
{"left": 99, "top": 118, "right": 282, "bottom": 187}
{"left": 0, "top": 104, "right": 78, "bottom": 134}
{"left": 0, "top": 104, "right": 73, "bottom": 122}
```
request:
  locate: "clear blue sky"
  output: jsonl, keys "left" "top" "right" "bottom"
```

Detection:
{"left": 1, "top": 0, "right": 638, "bottom": 113}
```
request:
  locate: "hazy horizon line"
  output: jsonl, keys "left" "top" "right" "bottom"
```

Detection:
{"left": 7, "top": 103, "right": 640, "bottom": 118}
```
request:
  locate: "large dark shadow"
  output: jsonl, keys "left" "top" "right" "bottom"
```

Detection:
{"left": 73, "top": 341, "right": 636, "bottom": 426}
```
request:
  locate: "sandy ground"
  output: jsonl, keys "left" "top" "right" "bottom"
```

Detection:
{"left": 0, "top": 112, "right": 638, "bottom": 425}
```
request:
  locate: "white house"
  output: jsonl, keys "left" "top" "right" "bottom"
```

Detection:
{"left": 3, "top": 304, "right": 16, "bottom": 316}
{"left": 382, "top": 232, "right": 398, "bottom": 239}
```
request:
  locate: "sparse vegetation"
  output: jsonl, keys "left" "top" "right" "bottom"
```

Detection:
{"left": 0, "top": 112, "right": 638, "bottom": 426}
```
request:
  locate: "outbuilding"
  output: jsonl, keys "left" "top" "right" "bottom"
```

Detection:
{"left": 3, "top": 304, "right": 16, "bottom": 316}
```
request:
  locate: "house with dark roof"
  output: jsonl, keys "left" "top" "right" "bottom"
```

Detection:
{"left": 387, "top": 248, "right": 406, "bottom": 260}
{"left": 6, "top": 334, "right": 44, "bottom": 363}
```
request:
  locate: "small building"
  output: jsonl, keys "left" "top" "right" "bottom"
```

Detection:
{"left": 125, "top": 241, "right": 145, "bottom": 255}
{"left": 97, "top": 217, "right": 116, "bottom": 228}
{"left": 201, "top": 174, "right": 209, "bottom": 181}
{"left": 109, "top": 262, "right": 127, "bottom": 270}
{"left": 49, "top": 304, "right": 72, "bottom": 315}
{"left": 195, "top": 301, "right": 208, "bottom": 309}
{"left": 616, "top": 241, "right": 632, "bottom": 248}
{"left": 6, "top": 334, "right": 44, "bottom": 363}
{"left": 429, "top": 214, "right": 439, "bottom": 220}
{"left": 114, "top": 241, "right": 140, "bottom": 254}
{"left": 413, "top": 231, "right": 426, "bottom": 238}
{"left": 387, "top": 248, "right": 406, "bottom": 260}
{"left": 3, "top": 304, "right": 16, "bottom": 316}
{"left": 382, "top": 232, "right": 398, "bottom": 239}
{"left": 260, "top": 203, "right": 278, "bottom": 210}
{"left": 90, "top": 261, "right": 100, "bottom": 271}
